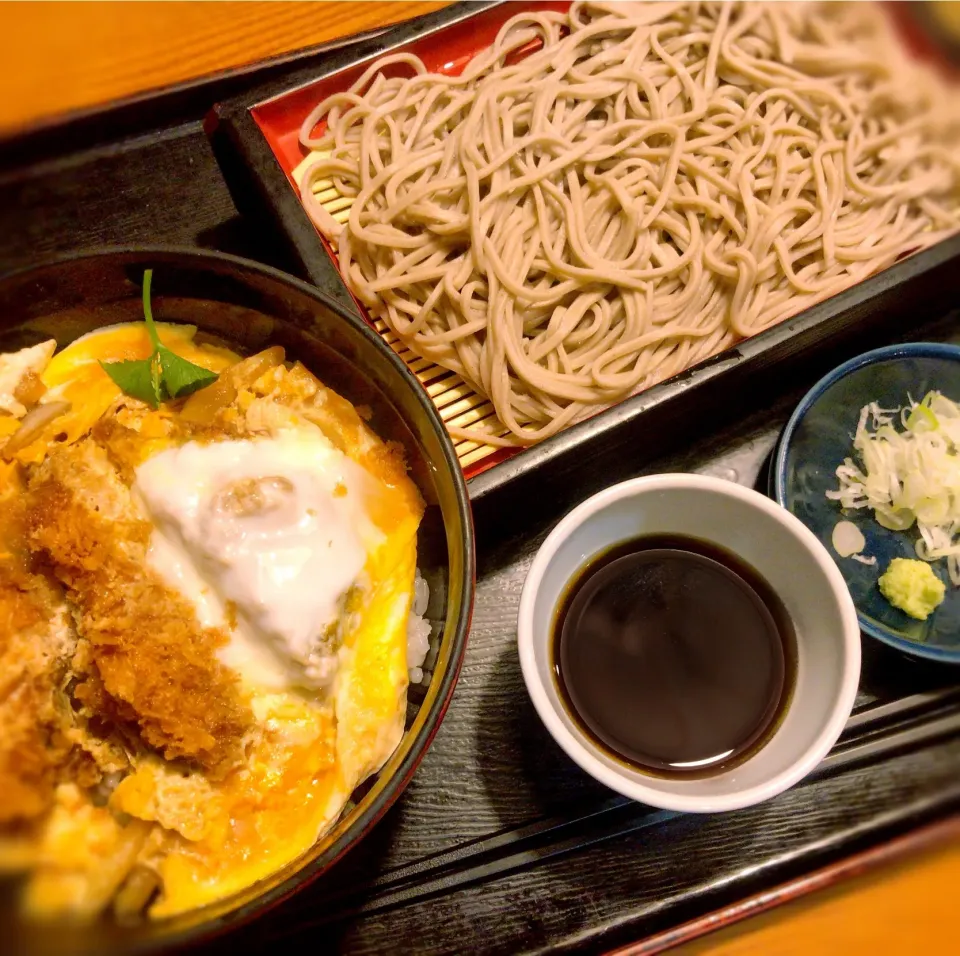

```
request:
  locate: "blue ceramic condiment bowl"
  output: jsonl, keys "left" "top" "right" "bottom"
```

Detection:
{"left": 771, "top": 343, "right": 960, "bottom": 664}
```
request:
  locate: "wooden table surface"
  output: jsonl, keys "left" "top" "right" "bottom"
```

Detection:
{"left": 2, "top": 2, "right": 958, "bottom": 953}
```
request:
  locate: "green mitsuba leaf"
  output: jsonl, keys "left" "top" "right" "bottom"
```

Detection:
{"left": 99, "top": 269, "right": 219, "bottom": 407}
{"left": 99, "top": 357, "right": 162, "bottom": 408}
{"left": 156, "top": 346, "right": 219, "bottom": 398}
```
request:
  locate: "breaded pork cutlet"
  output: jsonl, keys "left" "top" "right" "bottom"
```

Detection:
{"left": 25, "top": 438, "right": 254, "bottom": 777}
{"left": 0, "top": 464, "right": 74, "bottom": 825}
{"left": 0, "top": 561, "right": 72, "bottom": 825}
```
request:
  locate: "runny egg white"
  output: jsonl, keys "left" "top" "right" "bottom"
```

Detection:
{"left": 136, "top": 431, "right": 386, "bottom": 692}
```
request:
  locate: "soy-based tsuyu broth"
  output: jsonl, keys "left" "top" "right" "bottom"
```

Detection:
{"left": 551, "top": 534, "right": 796, "bottom": 778}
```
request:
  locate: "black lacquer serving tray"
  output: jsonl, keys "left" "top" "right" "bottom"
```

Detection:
{"left": 3, "top": 5, "right": 960, "bottom": 954}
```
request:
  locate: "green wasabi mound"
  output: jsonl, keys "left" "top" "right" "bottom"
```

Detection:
{"left": 878, "top": 558, "right": 946, "bottom": 622}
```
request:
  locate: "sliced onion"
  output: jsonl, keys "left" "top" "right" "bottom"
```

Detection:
{"left": 180, "top": 346, "right": 285, "bottom": 424}
{"left": 828, "top": 391, "right": 960, "bottom": 584}
{"left": 179, "top": 376, "right": 237, "bottom": 425}
{"left": 13, "top": 370, "right": 46, "bottom": 408}
{"left": 113, "top": 865, "right": 161, "bottom": 922}
{"left": 228, "top": 346, "right": 286, "bottom": 389}
{"left": 2, "top": 400, "right": 70, "bottom": 458}
{"left": 832, "top": 520, "right": 866, "bottom": 558}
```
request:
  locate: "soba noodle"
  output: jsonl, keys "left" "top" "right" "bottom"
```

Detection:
{"left": 299, "top": 1, "right": 960, "bottom": 446}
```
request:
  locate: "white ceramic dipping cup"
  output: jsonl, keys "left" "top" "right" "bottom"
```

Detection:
{"left": 517, "top": 473, "right": 861, "bottom": 813}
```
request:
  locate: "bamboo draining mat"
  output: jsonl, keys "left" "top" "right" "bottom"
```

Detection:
{"left": 292, "top": 153, "right": 508, "bottom": 472}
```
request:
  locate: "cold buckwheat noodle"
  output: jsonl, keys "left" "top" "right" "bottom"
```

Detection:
{"left": 298, "top": 1, "right": 960, "bottom": 446}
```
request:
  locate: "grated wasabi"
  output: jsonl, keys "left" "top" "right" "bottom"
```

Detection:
{"left": 878, "top": 557, "right": 945, "bottom": 621}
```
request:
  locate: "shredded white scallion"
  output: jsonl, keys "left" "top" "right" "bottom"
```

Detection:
{"left": 827, "top": 391, "right": 960, "bottom": 585}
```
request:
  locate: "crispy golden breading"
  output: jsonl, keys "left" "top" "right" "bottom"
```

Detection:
{"left": 0, "top": 558, "right": 72, "bottom": 824}
{"left": 0, "top": 462, "right": 73, "bottom": 825}
{"left": 26, "top": 440, "right": 253, "bottom": 777}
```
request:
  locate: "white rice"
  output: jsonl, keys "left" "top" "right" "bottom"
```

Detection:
{"left": 406, "top": 570, "right": 431, "bottom": 685}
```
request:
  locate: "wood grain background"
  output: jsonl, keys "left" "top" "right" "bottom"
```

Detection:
{"left": 0, "top": 1, "right": 446, "bottom": 132}
{"left": 677, "top": 838, "right": 960, "bottom": 955}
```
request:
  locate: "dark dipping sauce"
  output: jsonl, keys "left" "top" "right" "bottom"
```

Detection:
{"left": 552, "top": 534, "right": 796, "bottom": 778}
